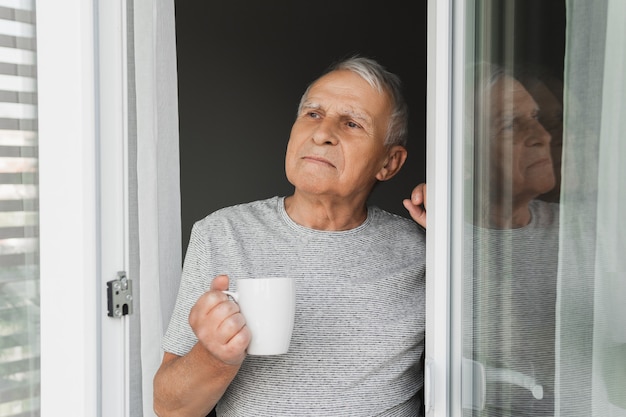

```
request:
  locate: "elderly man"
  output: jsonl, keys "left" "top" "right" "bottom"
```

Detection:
{"left": 154, "top": 56, "right": 426, "bottom": 417}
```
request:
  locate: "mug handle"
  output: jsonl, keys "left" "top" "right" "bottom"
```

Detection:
{"left": 222, "top": 290, "right": 239, "bottom": 303}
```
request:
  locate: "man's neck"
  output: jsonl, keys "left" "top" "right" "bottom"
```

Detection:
{"left": 475, "top": 201, "right": 533, "bottom": 229}
{"left": 283, "top": 193, "right": 368, "bottom": 231}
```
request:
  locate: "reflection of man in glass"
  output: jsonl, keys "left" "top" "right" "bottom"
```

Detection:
{"left": 473, "top": 65, "right": 556, "bottom": 228}
{"left": 404, "top": 63, "right": 560, "bottom": 416}
{"left": 467, "top": 64, "right": 559, "bottom": 417}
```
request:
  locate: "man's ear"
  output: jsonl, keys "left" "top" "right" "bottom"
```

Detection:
{"left": 376, "top": 145, "right": 408, "bottom": 181}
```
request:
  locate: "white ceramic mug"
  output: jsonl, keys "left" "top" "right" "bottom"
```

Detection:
{"left": 224, "top": 277, "right": 296, "bottom": 355}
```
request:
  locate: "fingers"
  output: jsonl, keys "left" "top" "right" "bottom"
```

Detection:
{"left": 403, "top": 199, "right": 427, "bottom": 229}
{"left": 410, "top": 183, "right": 427, "bottom": 207}
{"left": 404, "top": 183, "right": 427, "bottom": 229}
{"left": 190, "top": 275, "right": 250, "bottom": 365}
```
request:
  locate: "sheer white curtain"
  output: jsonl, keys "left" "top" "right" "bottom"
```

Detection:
{"left": 557, "top": 0, "right": 626, "bottom": 415}
{"left": 129, "top": 0, "right": 182, "bottom": 415}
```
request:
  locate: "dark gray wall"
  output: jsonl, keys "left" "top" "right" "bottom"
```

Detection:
{"left": 175, "top": 1, "right": 427, "bottom": 252}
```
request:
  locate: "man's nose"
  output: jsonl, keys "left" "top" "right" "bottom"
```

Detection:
{"left": 526, "top": 120, "right": 551, "bottom": 147}
{"left": 312, "top": 118, "right": 339, "bottom": 145}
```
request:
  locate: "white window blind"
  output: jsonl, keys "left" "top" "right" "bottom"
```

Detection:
{"left": 0, "top": 0, "right": 39, "bottom": 416}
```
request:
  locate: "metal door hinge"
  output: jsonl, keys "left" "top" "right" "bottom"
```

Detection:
{"left": 107, "top": 271, "right": 133, "bottom": 318}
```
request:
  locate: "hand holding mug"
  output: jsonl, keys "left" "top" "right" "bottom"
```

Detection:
{"left": 189, "top": 274, "right": 250, "bottom": 366}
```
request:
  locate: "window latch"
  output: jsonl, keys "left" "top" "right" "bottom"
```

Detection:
{"left": 107, "top": 271, "right": 133, "bottom": 318}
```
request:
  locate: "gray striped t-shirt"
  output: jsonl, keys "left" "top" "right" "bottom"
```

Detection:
{"left": 463, "top": 199, "right": 560, "bottom": 416}
{"left": 162, "top": 196, "right": 426, "bottom": 416}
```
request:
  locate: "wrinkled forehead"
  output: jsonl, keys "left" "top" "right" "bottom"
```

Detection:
{"left": 487, "top": 75, "right": 538, "bottom": 116}
{"left": 489, "top": 75, "right": 527, "bottom": 102}
{"left": 305, "top": 70, "right": 392, "bottom": 116}
{"left": 307, "top": 69, "right": 380, "bottom": 96}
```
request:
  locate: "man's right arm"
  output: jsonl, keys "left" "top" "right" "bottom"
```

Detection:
{"left": 153, "top": 275, "right": 251, "bottom": 417}
{"left": 153, "top": 348, "right": 239, "bottom": 417}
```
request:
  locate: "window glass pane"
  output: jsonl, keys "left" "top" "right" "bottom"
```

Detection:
{"left": 461, "top": 1, "right": 563, "bottom": 415}
{"left": 0, "top": 0, "right": 39, "bottom": 415}
{"left": 460, "top": 0, "right": 626, "bottom": 415}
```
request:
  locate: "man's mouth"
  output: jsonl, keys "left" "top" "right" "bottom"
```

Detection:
{"left": 302, "top": 155, "right": 335, "bottom": 168}
{"left": 528, "top": 157, "right": 552, "bottom": 169}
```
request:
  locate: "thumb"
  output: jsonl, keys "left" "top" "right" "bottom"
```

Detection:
{"left": 210, "top": 274, "right": 230, "bottom": 291}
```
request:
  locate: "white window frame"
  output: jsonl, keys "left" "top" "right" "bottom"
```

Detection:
{"left": 37, "top": 1, "right": 130, "bottom": 416}
{"left": 425, "top": 0, "right": 468, "bottom": 416}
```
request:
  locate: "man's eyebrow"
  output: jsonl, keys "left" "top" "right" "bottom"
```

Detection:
{"left": 300, "top": 101, "right": 320, "bottom": 111}
{"left": 300, "top": 101, "right": 371, "bottom": 125}
{"left": 341, "top": 108, "right": 370, "bottom": 124}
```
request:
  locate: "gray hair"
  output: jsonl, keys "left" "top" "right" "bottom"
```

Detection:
{"left": 468, "top": 61, "right": 509, "bottom": 141}
{"left": 297, "top": 55, "right": 409, "bottom": 147}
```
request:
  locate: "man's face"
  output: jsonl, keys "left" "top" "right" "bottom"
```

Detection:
{"left": 526, "top": 79, "right": 563, "bottom": 201}
{"left": 486, "top": 75, "right": 555, "bottom": 202}
{"left": 285, "top": 70, "right": 395, "bottom": 201}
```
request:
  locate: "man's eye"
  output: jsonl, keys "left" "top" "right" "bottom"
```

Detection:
{"left": 346, "top": 121, "right": 360, "bottom": 129}
{"left": 496, "top": 116, "right": 514, "bottom": 132}
{"left": 502, "top": 121, "right": 514, "bottom": 131}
